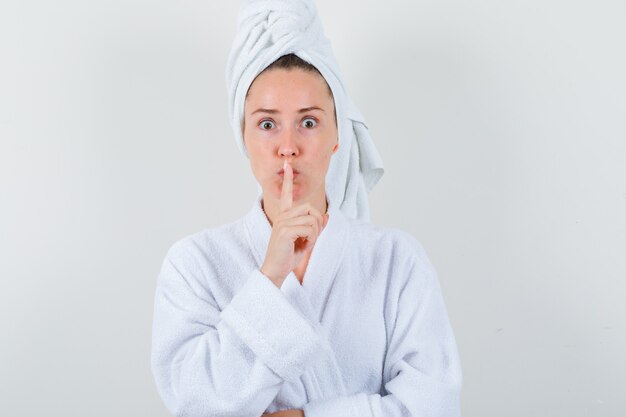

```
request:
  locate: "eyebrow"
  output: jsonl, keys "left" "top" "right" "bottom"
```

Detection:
{"left": 250, "top": 106, "right": 325, "bottom": 115}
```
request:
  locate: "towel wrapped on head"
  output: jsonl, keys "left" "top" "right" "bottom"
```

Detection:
{"left": 226, "top": 0, "right": 384, "bottom": 221}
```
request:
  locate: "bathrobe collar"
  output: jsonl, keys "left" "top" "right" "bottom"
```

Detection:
{"left": 243, "top": 190, "right": 350, "bottom": 308}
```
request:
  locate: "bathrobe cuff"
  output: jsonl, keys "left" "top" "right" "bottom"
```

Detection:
{"left": 220, "top": 268, "right": 328, "bottom": 383}
{"left": 302, "top": 393, "right": 368, "bottom": 417}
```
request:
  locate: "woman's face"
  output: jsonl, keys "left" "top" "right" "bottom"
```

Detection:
{"left": 243, "top": 68, "right": 338, "bottom": 203}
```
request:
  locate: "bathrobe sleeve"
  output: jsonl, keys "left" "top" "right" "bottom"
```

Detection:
{"left": 151, "top": 243, "right": 329, "bottom": 417}
{"left": 302, "top": 239, "right": 463, "bottom": 417}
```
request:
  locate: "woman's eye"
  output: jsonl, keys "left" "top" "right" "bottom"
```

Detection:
{"left": 301, "top": 118, "right": 318, "bottom": 129}
{"left": 259, "top": 120, "right": 275, "bottom": 130}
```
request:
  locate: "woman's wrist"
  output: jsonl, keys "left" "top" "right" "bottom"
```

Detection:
{"left": 260, "top": 265, "right": 283, "bottom": 288}
{"left": 263, "top": 409, "right": 304, "bottom": 417}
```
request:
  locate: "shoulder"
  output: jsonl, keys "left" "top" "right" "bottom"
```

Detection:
{"left": 346, "top": 217, "right": 438, "bottom": 286}
{"left": 347, "top": 217, "right": 430, "bottom": 261}
{"left": 163, "top": 217, "right": 248, "bottom": 274}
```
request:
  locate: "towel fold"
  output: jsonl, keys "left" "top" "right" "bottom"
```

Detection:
{"left": 226, "top": 0, "right": 385, "bottom": 221}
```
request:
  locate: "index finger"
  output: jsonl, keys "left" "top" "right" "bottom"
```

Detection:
{"left": 280, "top": 159, "right": 293, "bottom": 212}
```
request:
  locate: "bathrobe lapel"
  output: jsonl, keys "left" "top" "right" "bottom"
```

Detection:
{"left": 243, "top": 192, "right": 350, "bottom": 398}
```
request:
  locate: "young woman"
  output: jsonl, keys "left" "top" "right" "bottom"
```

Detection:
{"left": 151, "top": 2, "right": 462, "bottom": 417}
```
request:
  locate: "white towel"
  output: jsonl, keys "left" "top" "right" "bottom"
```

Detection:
{"left": 225, "top": 0, "right": 385, "bottom": 221}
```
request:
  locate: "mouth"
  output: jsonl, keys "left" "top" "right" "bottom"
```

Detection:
{"left": 278, "top": 172, "right": 299, "bottom": 179}
{"left": 278, "top": 168, "right": 300, "bottom": 175}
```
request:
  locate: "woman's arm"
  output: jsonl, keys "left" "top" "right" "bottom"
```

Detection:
{"left": 302, "top": 244, "right": 463, "bottom": 417}
{"left": 151, "top": 244, "right": 329, "bottom": 417}
{"left": 263, "top": 410, "right": 304, "bottom": 417}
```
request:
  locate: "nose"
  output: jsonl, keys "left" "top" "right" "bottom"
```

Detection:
{"left": 278, "top": 125, "right": 299, "bottom": 157}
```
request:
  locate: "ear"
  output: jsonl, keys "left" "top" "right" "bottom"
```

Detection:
{"left": 241, "top": 120, "right": 247, "bottom": 147}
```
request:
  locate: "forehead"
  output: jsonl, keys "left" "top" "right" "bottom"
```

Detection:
{"left": 245, "top": 68, "right": 332, "bottom": 109}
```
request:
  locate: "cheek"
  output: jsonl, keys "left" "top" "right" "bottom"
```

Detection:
{"left": 248, "top": 147, "right": 275, "bottom": 177}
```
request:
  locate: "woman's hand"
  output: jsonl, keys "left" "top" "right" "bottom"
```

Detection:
{"left": 261, "top": 160, "right": 328, "bottom": 286}
{"left": 263, "top": 409, "right": 305, "bottom": 417}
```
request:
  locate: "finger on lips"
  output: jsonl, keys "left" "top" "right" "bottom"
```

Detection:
{"left": 280, "top": 160, "right": 293, "bottom": 212}
{"left": 280, "top": 160, "right": 326, "bottom": 237}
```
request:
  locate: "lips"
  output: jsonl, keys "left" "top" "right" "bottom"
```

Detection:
{"left": 278, "top": 168, "right": 299, "bottom": 175}
{"left": 278, "top": 171, "right": 299, "bottom": 178}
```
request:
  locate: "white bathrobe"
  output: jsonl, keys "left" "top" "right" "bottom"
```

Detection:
{"left": 151, "top": 192, "right": 463, "bottom": 417}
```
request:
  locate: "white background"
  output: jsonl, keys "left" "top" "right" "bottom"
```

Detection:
{"left": 1, "top": 0, "right": 625, "bottom": 416}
